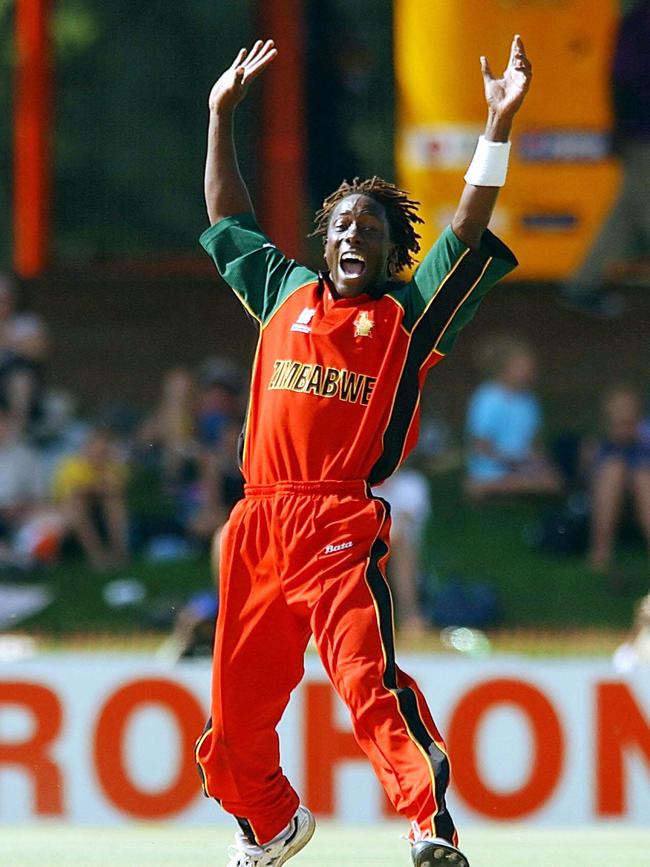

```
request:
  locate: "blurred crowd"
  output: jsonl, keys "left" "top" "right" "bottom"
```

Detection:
{"left": 382, "top": 334, "right": 649, "bottom": 640}
{"left": 463, "top": 336, "right": 650, "bottom": 584}
{"left": 1, "top": 260, "right": 648, "bottom": 649}
{"left": 0, "top": 271, "right": 245, "bottom": 576}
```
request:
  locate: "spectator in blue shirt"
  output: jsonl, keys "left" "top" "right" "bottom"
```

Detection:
{"left": 465, "top": 336, "right": 562, "bottom": 501}
{"left": 588, "top": 384, "right": 650, "bottom": 574}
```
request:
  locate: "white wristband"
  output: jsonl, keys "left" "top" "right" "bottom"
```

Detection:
{"left": 464, "top": 135, "right": 511, "bottom": 187}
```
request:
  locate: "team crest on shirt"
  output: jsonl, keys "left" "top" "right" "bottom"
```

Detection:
{"left": 354, "top": 311, "right": 374, "bottom": 338}
{"left": 291, "top": 308, "right": 316, "bottom": 333}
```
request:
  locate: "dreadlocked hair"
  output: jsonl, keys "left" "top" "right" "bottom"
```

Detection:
{"left": 310, "top": 176, "right": 424, "bottom": 274}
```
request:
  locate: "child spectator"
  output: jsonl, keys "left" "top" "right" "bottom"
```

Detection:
{"left": 465, "top": 336, "right": 562, "bottom": 501}
{"left": 0, "top": 273, "right": 49, "bottom": 437}
{"left": 588, "top": 385, "right": 650, "bottom": 574}
{"left": 53, "top": 426, "right": 130, "bottom": 571}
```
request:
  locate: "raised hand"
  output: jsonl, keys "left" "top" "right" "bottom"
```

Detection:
{"left": 481, "top": 35, "right": 532, "bottom": 121}
{"left": 209, "top": 40, "right": 278, "bottom": 113}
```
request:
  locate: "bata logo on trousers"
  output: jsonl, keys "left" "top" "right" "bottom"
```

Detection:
{"left": 323, "top": 541, "right": 353, "bottom": 555}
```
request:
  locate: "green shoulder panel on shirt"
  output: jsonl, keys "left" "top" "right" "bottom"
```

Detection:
{"left": 386, "top": 225, "right": 518, "bottom": 349}
{"left": 200, "top": 213, "right": 318, "bottom": 325}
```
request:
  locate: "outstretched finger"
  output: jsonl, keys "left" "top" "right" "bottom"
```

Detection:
{"left": 480, "top": 55, "right": 494, "bottom": 81}
{"left": 243, "top": 45, "right": 278, "bottom": 83}
{"left": 243, "top": 39, "right": 268, "bottom": 67}
{"left": 247, "top": 39, "right": 275, "bottom": 71}
{"left": 229, "top": 47, "right": 247, "bottom": 69}
{"left": 243, "top": 40, "right": 276, "bottom": 72}
{"left": 510, "top": 33, "right": 528, "bottom": 65}
{"left": 515, "top": 34, "right": 527, "bottom": 56}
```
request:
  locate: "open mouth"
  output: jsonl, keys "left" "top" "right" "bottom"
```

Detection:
{"left": 340, "top": 253, "right": 366, "bottom": 278}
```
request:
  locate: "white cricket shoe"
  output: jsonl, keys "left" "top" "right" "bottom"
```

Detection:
{"left": 226, "top": 806, "right": 315, "bottom": 867}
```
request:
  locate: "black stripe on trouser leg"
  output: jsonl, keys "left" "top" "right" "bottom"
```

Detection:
{"left": 236, "top": 814, "right": 297, "bottom": 848}
{"left": 236, "top": 816, "right": 260, "bottom": 846}
{"left": 365, "top": 525, "right": 456, "bottom": 843}
{"left": 195, "top": 718, "right": 261, "bottom": 843}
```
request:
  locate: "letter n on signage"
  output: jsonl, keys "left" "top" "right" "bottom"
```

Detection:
{"left": 0, "top": 682, "right": 63, "bottom": 815}
{"left": 596, "top": 681, "right": 650, "bottom": 816}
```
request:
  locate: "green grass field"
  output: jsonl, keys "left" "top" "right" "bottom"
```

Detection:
{"left": 1, "top": 823, "right": 648, "bottom": 867}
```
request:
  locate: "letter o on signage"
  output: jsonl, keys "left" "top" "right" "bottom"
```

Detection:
{"left": 94, "top": 678, "right": 205, "bottom": 818}
{"left": 448, "top": 678, "right": 564, "bottom": 819}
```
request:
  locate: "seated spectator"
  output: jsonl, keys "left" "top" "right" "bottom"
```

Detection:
{"left": 0, "top": 406, "right": 52, "bottom": 563}
{"left": 374, "top": 464, "right": 431, "bottom": 637}
{"left": 36, "top": 389, "right": 90, "bottom": 483}
{"left": 138, "top": 366, "right": 197, "bottom": 489}
{"left": 195, "top": 357, "right": 243, "bottom": 448}
{"left": 185, "top": 418, "right": 244, "bottom": 544}
{"left": 0, "top": 272, "right": 49, "bottom": 437}
{"left": 587, "top": 385, "right": 650, "bottom": 574}
{"left": 465, "top": 336, "right": 562, "bottom": 501}
{"left": 53, "top": 426, "right": 130, "bottom": 572}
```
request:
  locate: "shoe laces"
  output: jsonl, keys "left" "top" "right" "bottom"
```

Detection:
{"left": 226, "top": 832, "right": 268, "bottom": 866}
{"left": 402, "top": 821, "right": 433, "bottom": 845}
{"left": 226, "top": 829, "right": 288, "bottom": 866}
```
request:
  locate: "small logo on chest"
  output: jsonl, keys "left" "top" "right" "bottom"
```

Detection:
{"left": 354, "top": 311, "right": 374, "bottom": 338}
{"left": 290, "top": 308, "right": 316, "bottom": 333}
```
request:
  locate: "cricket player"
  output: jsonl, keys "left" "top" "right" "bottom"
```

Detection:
{"left": 196, "top": 35, "right": 532, "bottom": 867}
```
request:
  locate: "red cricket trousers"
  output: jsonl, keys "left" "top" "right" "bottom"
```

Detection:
{"left": 195, "top": 480, "right": 456, "bottom": 846}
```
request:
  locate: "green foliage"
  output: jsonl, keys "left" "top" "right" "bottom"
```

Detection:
{"left": 425, "top": 472, "right": 646, "bottom": 628}
{"left": 0, "top": 0, "right": 256, "bottom": 266}
{"left": 53, "top": 0, "right": 256, "bottom": 260}
{"left": 1, "top": 1, "right": 396, "bottom": 267}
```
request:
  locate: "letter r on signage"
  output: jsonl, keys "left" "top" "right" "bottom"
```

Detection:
{"left": 0, "top": 682, "right": 64, "bottom": 815}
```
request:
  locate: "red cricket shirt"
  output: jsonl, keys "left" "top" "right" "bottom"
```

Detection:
{"left": 201, "top": 213, "right": 516, "bottom": 486}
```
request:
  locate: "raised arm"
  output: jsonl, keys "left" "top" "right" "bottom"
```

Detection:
{"left": 205, "top": 40, "right": 278, "bottom": 225}
{"left": 452, "top": 35, "right": 532, "bottom": 249}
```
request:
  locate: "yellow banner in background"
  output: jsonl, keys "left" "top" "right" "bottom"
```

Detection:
{"left": 395, "top": 0, "right": 621, "bottom": 280}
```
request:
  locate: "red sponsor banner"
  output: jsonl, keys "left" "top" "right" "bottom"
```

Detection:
{"left": 0, "top": 656, "right": 648, "bottom": 824}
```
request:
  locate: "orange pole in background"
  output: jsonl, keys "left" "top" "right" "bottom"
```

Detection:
{"left": 13, "top": 0, "right": 52, "bottom": 278}
{"left": 257, "top": 0, "right": 305, "bottom": 259}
